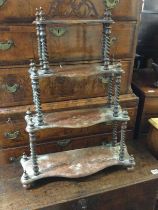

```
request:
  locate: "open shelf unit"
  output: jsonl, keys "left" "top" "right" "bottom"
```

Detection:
{"left": 20, "top": 6, "right": 135, "bottom": 189}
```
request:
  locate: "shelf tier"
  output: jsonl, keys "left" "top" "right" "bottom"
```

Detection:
{"left": 26, "top": 106, "right": 129, "bottom": 132}
{"left": 21, "top": 145, "right": 135, "bottom": 187}
{"left": 34, "top": 19, "right": 114, "bottom": 25}
{"left": 35, "top": 64, "right": 124, "bottom": 79}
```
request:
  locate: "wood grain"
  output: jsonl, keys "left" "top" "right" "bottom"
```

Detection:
{"left": 0, "top": 22, "right": 137, "bottom": 65}
{"left": 0, "top": 0, "right": 141, "bottom": 23}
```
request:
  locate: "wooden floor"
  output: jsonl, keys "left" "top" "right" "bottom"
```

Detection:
{"left": 0, "top": 139, "right": 158, "bottom": 210}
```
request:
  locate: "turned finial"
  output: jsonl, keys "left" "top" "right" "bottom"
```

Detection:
{"left": 39, "top": 7, "right": 46, "bottom": 21}
{"left": 35, "top": 8, "right": 40, "bottom": 21}
{"left": 122, "top": 110, "right": 128, "bottom": 119}
{"left": 104, "top": 9, "right": 112, "bottom": 20}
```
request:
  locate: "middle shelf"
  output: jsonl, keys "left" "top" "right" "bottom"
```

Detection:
{"left": 26, "top": 106, "right": 130, "bottom": 132}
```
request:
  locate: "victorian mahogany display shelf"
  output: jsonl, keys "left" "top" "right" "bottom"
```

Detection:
{"left": 20, "top": 6, "right": 135, "bottom": 189}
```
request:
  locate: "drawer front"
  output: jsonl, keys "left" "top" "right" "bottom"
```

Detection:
{"left": 0, "top": 130, "right": 133, "bottom": 164}
{"left": 0, "top": 106, "right": 137, "bottom": 149}
{"left": 0, "top": 0, "right": 141, "bottom": 23}
{"left": 0, "top": 60, "right": 132, "bottom": 108}
{"left": 0, "top": 22, "right": 136, "bottom": 65}
{"left": 46, "top": 21, "right": 136, "bottom": 62}
{"left": 0, "top": 26, "right": 35, "bottom": 65}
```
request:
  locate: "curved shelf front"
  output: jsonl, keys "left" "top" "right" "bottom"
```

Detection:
{"left": 26, "top": 106, "right": 129, "bottom": 132}
{"left": 20, "top": 145, "right": 134, "bottom": 186}
{"left": 36, "top": 64, "right": 123, "bottom": 79}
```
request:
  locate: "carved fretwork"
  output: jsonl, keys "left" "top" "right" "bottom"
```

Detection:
{"left": 48, "top": 0, "right": 99, "bottom": 18}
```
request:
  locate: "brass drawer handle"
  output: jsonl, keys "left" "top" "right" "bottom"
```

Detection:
{"left": 0, "top": 40, "right": 14, "bottom": 51}
{"left": 104, "top": 0, "right": 119, "bottom": 9}
{"left": 0, "top": 0, "right": 7, "bottom": 7}
{"left": 4, "top": 130, "right": 20, "bottom": 140}
{"left": 2, "top": 83, "right": 20, "bottom": 93}
{"left": 49, "top": 27, "right": 67, "bottom": 37}
{"left": 57, "top": 139, "right": 71, "bottom": 147}
{"left": 99, "top": 76, "right": 109, "bottom": 84}
{"left": 110, "top": 36, "right": 118, "bottom": 46}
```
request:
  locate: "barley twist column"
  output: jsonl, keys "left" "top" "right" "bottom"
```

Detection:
{"left": 113, "top": 74, "right": 121, "bottom": 117}
{"left": 39, "top": 7, "right": 50, "bottom": 74}
{"left": 119, "top": 110, "right": 129, "bottom": 161}
{"left": 103, "top": 9, "right": 113, "bottom": 107}
{"left": 25, "top": 109, "right": 39, "bottom": 176}
{"left": 119, "top": 121, "right": 127, "bottom": 161}
{"left": 29, "top": 60, "right": 44, "bottom": 126}
{"left": 112, "top": 121, "right": 118, "bottom": 146}
{"left": 35, "top": 8, "right": 43, "bottom": 69}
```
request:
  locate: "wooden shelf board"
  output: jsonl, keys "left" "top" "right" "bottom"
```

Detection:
{"left": 20, "top": 145, "right": 133, "bottom": 186}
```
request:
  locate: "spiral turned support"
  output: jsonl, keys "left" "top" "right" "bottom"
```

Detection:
{"left": 113, "top": 75, "right": 121, "bottom": 117}
{"left": 25, "top": 110, "right": 39, "bottom": 176}
{"left": 29, "top": 60, "right": 44, "bottom": 126}
{"left": 102, "top": 9, "right": 113, "bottom": 70}
{"left": 35, "top": 8, "right": 43, "bottom": 69}
{"left": 119, "top": 121, "right": 127, "bottom": 161}
{"left": 39, "top": 7, "right": 50, "bottom": 74}
{"left": 112, "top": 121, "right": 118, "bottom": 146}
{"left": 108, "top": 76, "right": 113, "bottom": 108}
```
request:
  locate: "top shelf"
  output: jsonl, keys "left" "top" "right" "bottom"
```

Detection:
{"left": 33, "top": 19, "right": 114, "bottom": 25}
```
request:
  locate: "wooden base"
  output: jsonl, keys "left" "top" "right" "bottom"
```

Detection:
{"left": 20, "top": 145, "right": 135, "bottom": 188}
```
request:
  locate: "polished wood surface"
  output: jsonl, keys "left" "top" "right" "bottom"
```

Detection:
{"left": 0, "top": 0, "right": 141, "bottom": 23}
{"left": 1, "top": 140, "right": 158, "bottom": 210}
{"left": 0, "top": 22, "right": 137, "bottom": 65}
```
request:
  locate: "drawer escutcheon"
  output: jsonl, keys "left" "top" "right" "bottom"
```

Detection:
{"left": 110, "top": 36, "right": 118, "bottom": 46}
{"left": 57, "top": 139, "right": 71, "bottom": 147}
{"left": 0, "top": 40, "right": 14, "bottom": 51}
{"left": 2, "top": 83, "right": 20, "bottom": 93}
{"left": 4, "top": 131, "right": 20, "bottom": 140}
{"left": 104, "top": 0, "right": 119, "bottom": 9}
{"left": 49, "top": 27, "right": 67, "bottom": 37}
{"left": 0, "top": 0, "right": 6, "bottom": 7}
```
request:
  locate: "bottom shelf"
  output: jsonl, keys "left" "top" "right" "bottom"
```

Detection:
{"left": 21, "top": 145, "right": 135, "bottom": 188}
